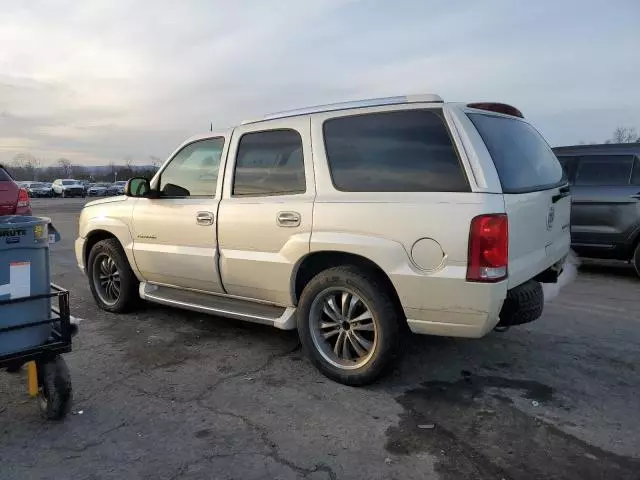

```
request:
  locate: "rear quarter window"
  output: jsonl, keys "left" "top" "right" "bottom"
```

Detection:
{"left": 469, "top": 113, "right": 564, "bottom": 193}
{"left": 323, "top": 109, "right": 469, "bottom": 192}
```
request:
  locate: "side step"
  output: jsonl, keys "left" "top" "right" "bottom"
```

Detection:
{"left": 139, "top": 283, "right": 297, "bottom": 330}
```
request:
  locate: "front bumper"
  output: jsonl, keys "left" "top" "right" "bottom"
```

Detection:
{"left": 74, "top": 237, "right": 86, "bottom": 274}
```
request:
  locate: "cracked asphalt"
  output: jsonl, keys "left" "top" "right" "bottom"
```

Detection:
{"left": 1, "top": 198, "right": 639, "bottom": 480}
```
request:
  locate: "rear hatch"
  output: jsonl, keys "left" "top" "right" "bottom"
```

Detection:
{"left": 0, "top": 167, "right": 18, "bottom": 215}
{"left": 468, "top": 112, "right": 571, "bottom": 288}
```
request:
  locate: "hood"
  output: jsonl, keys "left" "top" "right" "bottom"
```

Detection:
{"left": 84, "top": 196, "right": 128, "bottom": 207}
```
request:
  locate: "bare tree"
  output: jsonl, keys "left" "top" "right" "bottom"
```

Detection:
{"left": 149, "top": 155, "right": 162, "bottom": 168}
{"left": 57, "top": 158, "right": 73, "bottom": 177}
{"left": 609, "top": 126, "right": 639, "bottom": 144}
{"left": 11, "top": 153, "right": 42, "bottom": 180}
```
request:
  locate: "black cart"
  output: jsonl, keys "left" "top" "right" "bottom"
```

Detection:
{"left": 0, "top": 285, "right": 76, "bottom": 420}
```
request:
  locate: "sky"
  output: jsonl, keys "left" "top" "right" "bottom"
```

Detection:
{"left": 0, "top": 0, "right": 639, "bottom": 166}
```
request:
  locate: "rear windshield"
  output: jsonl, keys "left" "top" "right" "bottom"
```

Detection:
{"left": 468, "top": 113, "right": 564, "bottom": 193}
{"left": 0, "top": 167, "right": 12, "bottom": 181}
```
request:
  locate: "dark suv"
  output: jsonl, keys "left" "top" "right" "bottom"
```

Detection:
{"left": 0, "top": 165, "right": 32, "bottom": 216}
{"left": 553, "top": 143, "right": 640, "bottom": 275}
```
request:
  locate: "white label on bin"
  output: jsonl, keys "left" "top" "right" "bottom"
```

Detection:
{"left": 0, "top": 262, "right": 31, "bottom": 299}
{"left": 49, "top": 234, "right": 56, "bottom": 244}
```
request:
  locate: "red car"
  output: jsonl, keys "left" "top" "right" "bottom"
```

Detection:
{"left": 0, "top": 165, "right": 31, "bottom": 216}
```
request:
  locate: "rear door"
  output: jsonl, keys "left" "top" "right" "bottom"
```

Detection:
{"left": 217, "top": 118, "right": 314, "bottom": 306}
{"left": 468, "top": 112, "right": 570, "bottom": 287}
{"left": 0, "top": 167, "right": 18, "bottom": 215}
{"left": 570, "top": 154, "right": 640, "bottom": 256}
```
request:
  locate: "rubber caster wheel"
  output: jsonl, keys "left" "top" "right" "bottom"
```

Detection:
{"left": 37, "top": 356, "right": 72, "bottom": 420}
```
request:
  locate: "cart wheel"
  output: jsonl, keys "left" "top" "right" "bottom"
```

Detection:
{"left": 37, "top": 356, "right": 72, "bottom": 421}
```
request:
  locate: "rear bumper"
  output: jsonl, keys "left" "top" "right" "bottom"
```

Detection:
{"left": 390, "top": 266, "right": 507, "bottom": 338}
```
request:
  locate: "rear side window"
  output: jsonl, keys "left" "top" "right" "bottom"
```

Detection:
{"left": 233, "top": 129, "right": 306, "bottom": 196}
{"left": 323, "top": 110, "right": 468, "bottom": 192}
{"left": 574, "top": 155, "right": 634, "bottom": 186}
{"left": 469, "top": 113, "right": 564, "bottom": 193}
{"left": 0, "top": 167, "right": 12, "bottom": 181}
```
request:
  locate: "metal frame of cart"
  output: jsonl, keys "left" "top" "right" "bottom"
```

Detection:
{"left": 0, "top": 283, "right": 75, "bottom": 420}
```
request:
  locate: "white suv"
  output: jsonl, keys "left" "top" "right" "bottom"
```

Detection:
{"left": 75, "top": 94, "right": 570, "bottom": 385}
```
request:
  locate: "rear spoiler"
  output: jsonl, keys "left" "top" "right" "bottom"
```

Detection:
{"left": 467, "top": 103, "right": 524, "bottom": 118}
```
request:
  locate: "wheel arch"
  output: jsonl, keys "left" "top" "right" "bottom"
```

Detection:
{"left": 291, "top": 250, "right": 404, "bottom": 316}
{"left": 83, "top": 227, "right": 139, "bottom": 279}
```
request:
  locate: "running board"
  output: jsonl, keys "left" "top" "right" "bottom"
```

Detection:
{"left": 139, "top": 283, "right": 296, "bottom": 330}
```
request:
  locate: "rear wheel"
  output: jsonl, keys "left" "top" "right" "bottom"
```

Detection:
{"left": 88, "top": 238, "right": 139, "bottom": 312}
{"left": 297, "top": 266, "right": 401, "bottom": 386}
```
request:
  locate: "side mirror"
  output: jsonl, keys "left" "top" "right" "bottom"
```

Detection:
{"left": 125, "top": 177, "right": 151, "bottom": 197}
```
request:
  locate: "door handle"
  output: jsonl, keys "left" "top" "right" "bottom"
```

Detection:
{"left": 196, "top": 211, "right": 215, "bottom": 226}
{"left": 277, "top": 211, "right": 301, "bottom": 227}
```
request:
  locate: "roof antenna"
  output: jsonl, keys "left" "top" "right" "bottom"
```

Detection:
{"left": 210, "top": 122, "right": 212, "bottom": 132}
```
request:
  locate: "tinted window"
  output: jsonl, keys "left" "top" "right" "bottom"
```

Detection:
{"left": 160, "top": 137, "right": 224, "bottom": 197}
{"left": 323, "top": 110, "right": 467, "bottom": 192}
{"left": 0, "top": 168, "right": 12, "bottom": 181}
{"left": 62, "top": 180, "right": 76, "bottom": 185}
{"left": 555, "top": 155, "right": 579, "bottom": 183}
{"left": 574, "top": 155, "right": 634, "bottom": 186}
{"left": 469, "top": 113, "right": 564, "bottom": 193}
{"left": 632, "top": 157, "right": 640, "bottom": 186}
{"left": 233, "top": 129, "right": 305, "bottom": 196}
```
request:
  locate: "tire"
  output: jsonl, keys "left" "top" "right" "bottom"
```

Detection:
{"left": 37, "top": 356, "right": 72, "bottom": 421}
{"left": 633, "top": 243, "right": 640, "bottom": 278}
{"left": 88, "top": 238, "right": 139, "bottom": 312}
{"left": 297, "top": 266, "right": 401, "bottom": 386}
{"left": 498, "top": 280, "right": 544, "bottom": 327}
{"left": 61, "top": 190, "right": 66, "bottom": 198}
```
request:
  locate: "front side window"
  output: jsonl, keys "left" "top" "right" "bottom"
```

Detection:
{"left": 233, "top": 129, "right": 305, "bottom": 196}
{"left": 160, "top": 138, "right": 224, "bottom": 197}
{"left": 323, "top": 110, "right": 468, "bottom": 192}
{"left": 574, "top": 155, "right": 634, "bottom": 186}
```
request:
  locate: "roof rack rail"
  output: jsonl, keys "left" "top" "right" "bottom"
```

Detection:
{"left": 241, "top": 94, "right": 443, "bottom": 125}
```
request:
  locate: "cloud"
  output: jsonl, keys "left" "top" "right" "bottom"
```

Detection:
{"left": 0, "top": 0, "right": 638, "bottom": 165}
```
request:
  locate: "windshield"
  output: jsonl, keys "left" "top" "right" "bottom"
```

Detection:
{"left": 62, "top": 180, "right": 77, "bottom": 185}
{"left": 468, "top": 113, "right": 564, "bottom": 193}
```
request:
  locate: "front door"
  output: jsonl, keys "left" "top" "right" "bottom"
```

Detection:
{"left": 217, "top": 118, "right": 314, "bottom": 306}
{"left": 131, "top": 137, "right": 227, "bottom": 293}
{"left": 571, "top": 154, "right": 640, "bottom": 256}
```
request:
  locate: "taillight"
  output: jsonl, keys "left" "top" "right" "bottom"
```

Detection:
{"left": 467, "top": 214, "right": 508, "bottom": 282}
{"left": 17, "top": 188, "right": 30, "bottom": 209}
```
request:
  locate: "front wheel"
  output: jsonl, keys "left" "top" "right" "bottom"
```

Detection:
{"left": 297, "top": 266, "right": 401, "bottom": 386}
{"left": 633, "top": 243, "right": 640, "bottom": 278}
{"left": 88, "top": 238, "right": 139, "bottom": 312}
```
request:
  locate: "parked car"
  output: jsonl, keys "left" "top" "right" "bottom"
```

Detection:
{"left": 0, "top": 165, "right": 31, "bottom": 215}
{"left": 106, "top": 181, "right": 128, "bottom": 196}
{"left": 76, "top": 95, "right": 570, "bottom": 385}
{"left": 553, "top": 143, "right": 640, "bottom": 276}
{"left": 23, "top": 181, "right": 53, "bottom": 198}
{"left": 79, "top": 180, "right": 90, "bottom": 196}
{"left": 52, "top": 179, "right": 86, "bottom": 198}
{"left": 87, "top": 183, "right": 110, "bottom": 197}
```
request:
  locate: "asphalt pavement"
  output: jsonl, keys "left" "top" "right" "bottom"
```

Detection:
{"left": 1, "top": 198, "right": 639, "bottom": 480}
